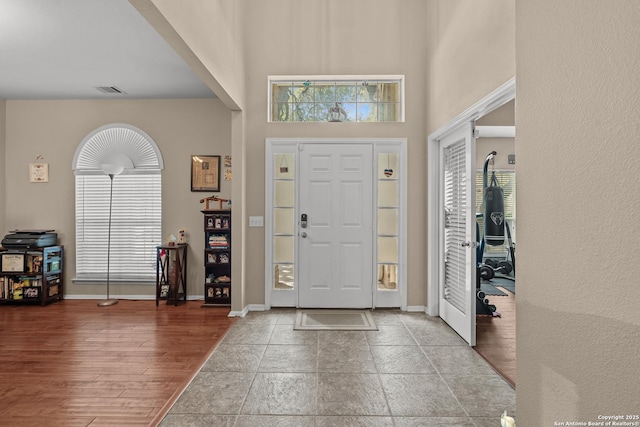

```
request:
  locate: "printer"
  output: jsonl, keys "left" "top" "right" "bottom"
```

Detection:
{"left": 2, "top": 229, "right": 58, "bottom": 249}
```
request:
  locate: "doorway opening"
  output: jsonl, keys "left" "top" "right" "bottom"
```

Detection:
{"left": 427, "top": 78, "right": 516, "bottom": 386}
{"left": 473, "top": 101, "right": 516, "bottom": 388}
{"left": 265, "top": 138, "right": 407, "bottom": 310}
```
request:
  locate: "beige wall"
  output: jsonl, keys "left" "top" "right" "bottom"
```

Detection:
{"left": 239, "top": 0, "right": 430, "bottom": 306}
{"left": 152, "top": 0, "right": 514, "bottom": 309}
{"left": 516, "top": 0, "right": 640, "bottom": 423}
{"left": 4, "top": 98, "right": 230, "bottom": 299}
{"left": 133, "top": 0, "right": 246, "bottom": 111}
{"left": 426, "top": 0, "right": 515, "bottom": 134}
{"left": 476, "top": 100, "right": 515, "bottom": 169}
{"left": 0, "top": 100, "right": 5, "bottom": 232}
{"left": 135, "top": 0, "right": 248, "bottom": 312}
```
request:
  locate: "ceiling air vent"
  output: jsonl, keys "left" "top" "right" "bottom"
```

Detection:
{"left": 95, "top": 86, "right": 127, "bottom": 94}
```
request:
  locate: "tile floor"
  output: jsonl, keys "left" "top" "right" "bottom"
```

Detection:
{"left": 160, "top": 309, "right": 515, "bottom": 427}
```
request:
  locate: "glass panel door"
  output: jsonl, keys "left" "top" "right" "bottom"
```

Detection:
{"left": 273, "top": 153, "right": 296, "bottom": 291}
{"left": 377, "top": 153, "right": 399, "bottom": 291}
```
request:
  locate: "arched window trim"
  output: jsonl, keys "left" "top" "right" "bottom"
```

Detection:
{"left": 72, "top": 123, "right": 164, "bottom": 175}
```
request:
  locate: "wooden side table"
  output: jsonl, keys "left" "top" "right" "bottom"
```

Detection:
{"left": 155, "top": 244, "right": 188, "bottom": 306}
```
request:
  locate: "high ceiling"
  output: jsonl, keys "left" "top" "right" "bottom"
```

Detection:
{"left": 0, "top": 0, "right": 215, "bottom": 100}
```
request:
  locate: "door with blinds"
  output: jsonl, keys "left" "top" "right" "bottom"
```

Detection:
{"left": 439, "top": 123, "right": 476, "bottom": 346}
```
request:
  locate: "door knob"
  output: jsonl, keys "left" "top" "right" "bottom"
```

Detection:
{"left": 300, "top": 232, "right": 307, "bottom": 238}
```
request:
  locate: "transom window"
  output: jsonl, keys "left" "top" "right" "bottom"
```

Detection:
{"left": 269, "top": 75, "right": 404, "bottom": 123}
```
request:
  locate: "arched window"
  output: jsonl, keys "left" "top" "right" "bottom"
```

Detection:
{"left": 72, "top": 124, "right": 163, "bottom": 282}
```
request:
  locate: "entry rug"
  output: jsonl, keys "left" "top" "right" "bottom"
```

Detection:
{"left": 294, "top": 309, "right": 378, "bottom": 331}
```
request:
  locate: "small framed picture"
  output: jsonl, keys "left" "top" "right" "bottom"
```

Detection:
{"left": 207, "top": 253, "right": 217, "bottom": 264}
{"left": 2, "top": 253, "right": 25, "bottom": 272}
{"left": 160, "top": 284, "right": 170, "bottom": 298}
{"left": 29, "top": 162, "right": 49, "bottom": 183}
{"left": 222, "top": 287, "right": 230, "bottom": 298}
{"left": 191, "top": 155, "right": 221, "bottom": 192}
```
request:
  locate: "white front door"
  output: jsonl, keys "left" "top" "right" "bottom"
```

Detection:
{"left": 298, "top": 143, "right": 374, "bottom": 308}
{"left": 438, "top": 123, "right": 477, "bottom": 345}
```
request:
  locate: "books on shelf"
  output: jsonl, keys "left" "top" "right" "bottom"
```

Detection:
{"left": 208, "top": 234, "right": 229, "bottom": 249}
{"left": 1, "top": 276, "right": 43, "bottom": 300}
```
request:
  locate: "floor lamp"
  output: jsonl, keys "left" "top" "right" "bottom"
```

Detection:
{"left": 97, "top": 164, "right": 124, "bottom": 307}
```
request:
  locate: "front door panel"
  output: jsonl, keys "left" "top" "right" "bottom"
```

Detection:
{"left": 298, "top": 144, "right": 374, "bottom": 308}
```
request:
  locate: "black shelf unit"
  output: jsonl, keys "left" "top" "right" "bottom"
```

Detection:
{"left": 202, "top": 210, "right": 231, "bottom": 306}
{"left": 0, "top": 245, "right": 64, "bottom": 306}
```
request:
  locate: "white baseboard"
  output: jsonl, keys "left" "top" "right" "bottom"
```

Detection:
{"left": 227, "top": 304, "right": 268, "bottom": 317}
{"left": 228, "top": 306, "right": 249, "bottom": 317}
{"left": 62, "top": 294, "right": 204, "bottom": 301}
{"left": 406, "top": 305, "right": 428, "bottom": 313}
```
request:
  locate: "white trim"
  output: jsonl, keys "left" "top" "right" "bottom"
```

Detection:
{"left": 429, "top": 78, "right": 515, "bottom": 141}
{"left": 474, "top": 126, "right": 515, "bottom": 138}
{"left": 72, "top": 123, "right": 164, "bottom": 173}
{"left": 265, "top": 138, "right": 407, "bottom": 310}
{"left": 269, "top": 74, "right": 405, "bottom": 82}
{"left": 63, "top": 294, "right": 203, "bottom": 301}
{"left": 405, "top": 305, "right": 428, "bottom": 313}
{"left": 264, "top": 142, "right": 298, "bottom": 309}
{"left": 426, "top": 78, "right": 515, "bottom": 317}
{"left": 72, "top": 278, "right": 155, "bottom": 285}
{"left": 228, "top": 304, "right": 267, "bottom": 317}
{"left": 373, "top": 141, "right": 407, "bottom": 310}
{"left": 228, "top": 306, "right": 250, "bottom": 318}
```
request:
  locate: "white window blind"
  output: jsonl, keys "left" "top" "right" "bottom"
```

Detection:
{"left": 443, "top": 141, "right": 468, "bottom": 314}
{"left": 75, "top": 174, "right": 161, "bottom": 281}
{"left": 73, "top": 124, "right": 164, "bottom": 283}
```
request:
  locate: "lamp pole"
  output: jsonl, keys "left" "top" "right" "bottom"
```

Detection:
{"left": 98, "top": 173, "right": 119, "bottom": 307}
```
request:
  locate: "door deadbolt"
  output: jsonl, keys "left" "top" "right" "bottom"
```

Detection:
{"left": 301, "top": 213, "right": 308, "bottom": 228}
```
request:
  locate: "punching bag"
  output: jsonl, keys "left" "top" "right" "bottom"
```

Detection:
{"left": 484, "top": 171, "right": 505, "bottom": 246}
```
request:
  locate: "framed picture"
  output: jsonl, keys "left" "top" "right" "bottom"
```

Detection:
{"left": 23, "top": 286, "right": 40, "bottom": 299}
{"left": 2, "top": 253, "right": 25, "bottom": 272}
{"left": 29, "top": 162, "right": 49, "bottom": 183}
{"left": 191, "top": 155, "right": 221, "bottom": 192}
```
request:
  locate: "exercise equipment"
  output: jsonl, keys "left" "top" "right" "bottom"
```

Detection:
{"left": 484, "top": 168, "right": 505, "bottom": 246}
{"left": 476, "top": 151, "right": 517, "bottom": 316}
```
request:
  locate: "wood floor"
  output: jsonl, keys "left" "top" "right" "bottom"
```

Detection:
{"left": 474, "top": 288, "right": 516, "bottom": 388}
{"left": 0, "top": 300, "right": 235, "bottom": 427}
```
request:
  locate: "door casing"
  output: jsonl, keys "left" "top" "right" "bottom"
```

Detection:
{"left": 265, "top": 138, "right": 407, "bottom": 310}
{"left": 426, "top": 78, "right": 515, "bottom": 342}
